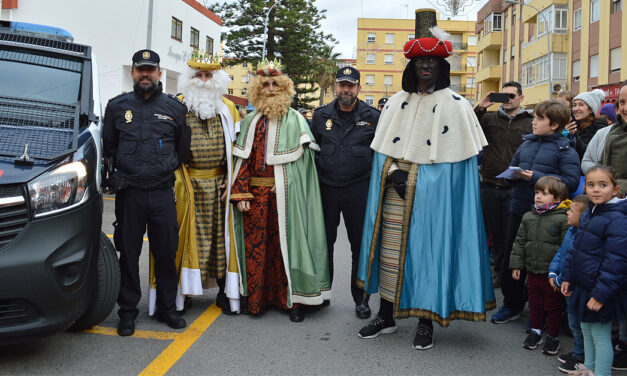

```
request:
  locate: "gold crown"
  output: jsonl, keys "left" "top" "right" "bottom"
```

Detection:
{"left": 256, "top": 58, "right": 284, "bottom": 75}
{"left": 187, "top": 48, "right": 222, "bottom": 70}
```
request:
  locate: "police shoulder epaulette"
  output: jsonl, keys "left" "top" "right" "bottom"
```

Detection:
{"left": 108, "top": 91, "right": 128, "bottom": 103}
{"left": 167, "top": 93, "right": 186, "bottom": 105}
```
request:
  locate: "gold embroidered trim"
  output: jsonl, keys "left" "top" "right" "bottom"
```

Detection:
{"left": 249, "top": 177, "right": 275, "bottom": 187}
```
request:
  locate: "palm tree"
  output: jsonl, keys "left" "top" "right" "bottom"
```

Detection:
{"left": 312, "top": 45, "right": 341, "bottom": 107}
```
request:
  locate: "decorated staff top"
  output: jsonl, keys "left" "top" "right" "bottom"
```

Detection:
{"left": 403, "top": 8, "right": 453, "bottom": 59}
{"left": 187, "top": 48, "right": 222, "bottom": 71}
{"left": 256, "top": 58, "right": 284, "bottom": 76}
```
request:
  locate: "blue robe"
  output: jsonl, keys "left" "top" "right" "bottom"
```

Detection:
{"left": 356, "top": 152, "right": 495, "bottom": 327}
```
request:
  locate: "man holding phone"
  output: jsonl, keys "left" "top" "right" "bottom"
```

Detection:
{"left": 474, "top": 82, "right": 533, "bottom": 324}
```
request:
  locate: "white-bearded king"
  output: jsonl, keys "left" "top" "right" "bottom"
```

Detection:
{"left": 148, "top": 51, "right": 241, "bottom": 315}
{"left": 230, "top": 60, "right": 330, "bottom": 322}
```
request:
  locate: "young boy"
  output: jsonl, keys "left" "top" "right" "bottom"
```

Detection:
{"left": 548, "top": 194, "right": 590, "bottom": 373}
{"left": 493, "top": 100, "right": 580, "bottom": 326}
{"left": 509, "top": 176, "right": 571, "bottom": 355}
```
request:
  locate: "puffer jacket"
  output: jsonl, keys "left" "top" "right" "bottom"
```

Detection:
{"left": 509, "top": 133, "right": 581, "bottom": 216}
{"left": 475, "top": 107, "right": 533, "bottom": 186}
{"left": 548, "top": 226, "right": 578, "bottom": 287}
{"left": 562, "top": 198, "right": 627, "bottom": 306}
{"left": 509, "top": 201, "right": 570, "bottom": 274}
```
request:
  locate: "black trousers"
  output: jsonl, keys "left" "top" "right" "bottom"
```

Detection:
{"left": 114, "top": 187, "right": 179, "bottom": 319}
{"left": 482, "top": 185, "right": 512, "bottom": 274}
{"left": 320, "top": 181, "right": 369, "bottom": 304}
{"left": 499, "top": 212, "right": 527, "bottom": 312}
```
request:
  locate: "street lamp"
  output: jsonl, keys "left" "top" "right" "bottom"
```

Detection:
{"left": 505, "top": 0, "right": 552, "bottom": 100}
{"left": 262, "top": 1, "right": 280, "bottom": 61}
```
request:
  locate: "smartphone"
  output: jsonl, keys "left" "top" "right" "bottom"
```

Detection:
{"left": 489, "top": 92, "right": 515, "bottom": 103}
{"left": 570, "top": 109, "right": 579, "bottom": 127}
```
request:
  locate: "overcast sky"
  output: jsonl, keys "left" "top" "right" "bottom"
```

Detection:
{"left": 315, "top": 0, "right": 489, "bottom": 58}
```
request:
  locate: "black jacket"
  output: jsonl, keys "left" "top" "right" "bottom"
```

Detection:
{"left": 475, "top": 107, "right": 533, "bottom": 186}
{"left": 103, "top": 83, "right": 190, "bottom": 190}
{"left": 310, "top": 99, "right": 380, "bottom": 187}
{"left": 573, "top": 117, "right": 608, "bottom": 160}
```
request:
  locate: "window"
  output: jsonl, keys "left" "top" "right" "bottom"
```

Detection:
{"left": 504, "top": 49, "right": 508, "bottom": 63}
{"left": 467, "top": 77, "right": 476, "bottom": 88}
{"left": 611, "top": 47, "right": 621, "bottom": 73}
{"left": 554, "top": 8, "right": 568, "bottom": 32}
{"left": 367, "top": 33, "right": 376, "bottom": 43}
{"left": 228, "top": 89, "right": 233, "bottom": 95}
{"left": 365, "top": 95, "right": 374, "bottom": 106}
{"left": 171, "top": 17, "right": 183, "bottom": 41}
{"left": 521, "top": 53, "right": 567, "bottom": 88}
{"left": 484, "top": 12, "right": 502, "bottom": 33}
{"left": 591, "top": 0, "right": 600, "bottom": 22}
{"left": 242, "top": 61, "right": 248, "bottom": 67}
{"left": 613, "top": 0, "right": 622, "bottom": 13}
{"left": 241, "top": 89, "right": 247, "bottom": 96}
{"left": 241, "top": 75, "right": 248, "bottom": 83}
{"left": 450, "top": 34, "right": 463, "bottom": 50}
{"left": 511, "top": 48, "right": 515, "bottom": 60}
{"left": 384, "top": 75, "right": 393, "bottom": 86}
{"left": 365, "top": 74, "right": 375, "bottom": 85}
{"left": 384, "top": 54, "right": 393, "bottom": 65}
{"left": 408, "top": 34, "right": 415, "bottom": 41}
{"left": 366, "top": 54, "right": 376, "bottom": 64}
{"left": 589, "top": 54, "right": 599, "bottom": 78}
{"left": 385, "top": 33, "right": 394, "bottom": 44}
{"left": 467, "top": 35, "right": 477, "bottom": 46}
{"left": 190, "top": 27, "right": 199, "bottom": 48}
{"left": 573, "top": 8, "right": 582, "bottom": 31}
{"left": 466, "top": 56, "right": 477, "bottom": 68}
{"left": 206, "top": 36, "right": 214, "bottom": 53}
{"left": 572, "top": 60, "right": 581, "bottom": 81}
{"left": 512, "top": 8, "right": 516, "bottom": 25}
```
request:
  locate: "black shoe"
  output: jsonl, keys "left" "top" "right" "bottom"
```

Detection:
{"left": 355, "top": 301, "right": 372, "bottom": 319}
{"left": 358, "top": 315, "right": 397, "bottom": 339}
{"left": 221, "top": 298, "right": 237, "bottom": 316}
{"left": 215, "top": 292, "right": 227, "bottom": 309}
{"left": 155, "top": 312, "right": 187, "bottom": 329}
{"left": 542, "top": 335, "right": 560, "bottom": 355}
{"left": 613, "top": 349, "right": 627, "bottom": 370}
{"left": 558, "top": 360, "right": 583, "bottom": 374}
{"left": 289, "top": 307, "right": 305, "bottom": 322}
{"left": 321, "top": 299, "right": 330, "bottom": 307}
{"left": 558, "top": 352, "right": 583, "bottom": 365}
{"left": 412, "top": 323, "right": 434, "bottom": 350}
{"left": 522, "top": 332, "right": 543, "bottom": 350}
{"left": 117, "top": 318, "right": 135, "bottom": 337}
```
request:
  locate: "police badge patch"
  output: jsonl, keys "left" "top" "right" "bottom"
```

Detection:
{"left": 124, "top": 110, "right": 133, "bottom": 123}
{"left": 325, "top": 119, "right": 333, "bottom": 130}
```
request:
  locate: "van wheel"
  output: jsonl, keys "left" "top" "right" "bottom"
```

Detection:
{"left": 70, "top": 232, "right": 120, "bottom": 330}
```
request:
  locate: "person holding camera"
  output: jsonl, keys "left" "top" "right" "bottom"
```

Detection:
{"left": 103, "top": 50, "right": 191, "bottom": 336}
{"left": 474, "top": 82, "right": 532, "bottom": 299}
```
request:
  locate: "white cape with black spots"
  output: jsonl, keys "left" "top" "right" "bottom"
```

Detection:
{"left": 370, "top": 88, "right": 487, "bottom": 164}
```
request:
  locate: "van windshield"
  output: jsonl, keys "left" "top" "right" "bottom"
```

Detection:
{"left": 0, "top": 48, "right": 82, "bottom": 105}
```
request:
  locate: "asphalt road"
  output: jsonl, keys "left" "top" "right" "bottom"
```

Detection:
{"left": 1, "top": 195, "right": 626, "bottom": 375}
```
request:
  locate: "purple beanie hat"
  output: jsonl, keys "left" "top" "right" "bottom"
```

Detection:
{"left": 599, "top": 103, "right": 617, "bottom": 123}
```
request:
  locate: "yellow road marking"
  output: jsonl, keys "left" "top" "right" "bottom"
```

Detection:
{"left": 103, "top": 197, "right": 115, "bottom": 201}
{"left": 84, "top": 326, "right": 178, "bottom": 340}
{"left": 139, "top": 304, "right": 222, "bottom": 376}
{"left": 105, "top": 233, "right": 148, "bottom": 242}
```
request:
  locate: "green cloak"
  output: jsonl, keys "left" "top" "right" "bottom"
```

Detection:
{"left": 232, "top": 108, "right": 331, "bottom": 306}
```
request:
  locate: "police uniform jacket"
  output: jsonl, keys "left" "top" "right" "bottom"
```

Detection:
{"left": 310, "top": 99, "right": 380, "bottom": 187}
{"left": 103, "top": 83, "right": 190, "bottom": 190}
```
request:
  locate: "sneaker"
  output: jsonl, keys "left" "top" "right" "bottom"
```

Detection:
{"left": 522, "top": 332, "right": 543, "bottom": 350}
{"left": 616, "top": 340, "right": 626, "bottom": 352}
{"left": 558, "top": 352, "right": 583, "bottom": 365}
{"left": 542, "top": 335, "right": 560, "bottom": 355}
{"left": 491, "top": 306, "right": 521, "bottom": 324}
{"left": 558, "top": 361, "right": 583, "bottom": 374}
{"left": 357, "top": 316, "right": 397, "bottom": 339}
{"left": 412, "top": 323, "right": 434, "bottom": 350}
{"left": 612, "top": 348, "right": 627, "bottom": 371}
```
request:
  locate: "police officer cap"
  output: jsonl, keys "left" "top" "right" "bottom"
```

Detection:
{"left": 378, "top": 97, "right": 389, "bottom": 106}
{"left": 132, "top": 49, "right": 160, "bottom": 68}
{"left": 336, "top": 67, "right": 360, "bottom": 84}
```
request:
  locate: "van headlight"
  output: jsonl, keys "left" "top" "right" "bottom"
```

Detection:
{"left": 28, "top": 161, "right": 88, "bottom": 217}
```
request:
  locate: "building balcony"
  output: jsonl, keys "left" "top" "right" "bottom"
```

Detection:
{"left": 522, "top": 0, "right": 569, "bottom": 23}
{"left": 476, "top": 64, "right": 501, "bottom": 83}
{"left": 476, "top": 31, "right": 502, "bottom": 52}
{"left": 520, "top": 33, "right": 568, "bottom": 64}
{"left": 452, "top": 42, "right": 468, "bottom": 51}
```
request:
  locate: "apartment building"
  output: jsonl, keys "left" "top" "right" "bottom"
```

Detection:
{"left": 569, "top": 0, "right": 625, "bottom": 104}
{"left": 356, "top": 16, "right": 477, "bottom": 107}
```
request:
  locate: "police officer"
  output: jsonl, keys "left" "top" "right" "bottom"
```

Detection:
{"left": 310, "top": 67, "right": 380, "bottom": 318}
{"left": 103, "top": 50, "right": 191, "bottom": 336}
{"left": 377, "top": 97, "right": 388, "bottom": 111}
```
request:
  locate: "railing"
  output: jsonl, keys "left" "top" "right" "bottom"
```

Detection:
{"left": 450, "top": 84, "right": 467, "bottom": 92}
{"left": 452, "top": 43, "right": 468, "bottom": 50}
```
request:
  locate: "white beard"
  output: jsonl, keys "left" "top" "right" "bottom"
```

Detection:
{"left": 179, "top": 69, "right": 232, "bottom": 120}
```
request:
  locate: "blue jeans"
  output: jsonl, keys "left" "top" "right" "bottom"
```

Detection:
{"left": 566, "top": 298, "right": 584, "bottom": 359}
{"left": 581, "top": 321, "right": 613, "bottom": 376}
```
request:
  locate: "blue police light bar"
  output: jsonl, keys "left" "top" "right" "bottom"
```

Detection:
{"left": 0, "top": 21, "right": 74, "bottom": 42}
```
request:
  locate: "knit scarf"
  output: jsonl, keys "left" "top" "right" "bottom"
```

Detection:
{"left": 534, "top": 201, "right": 560, "bottom": 215}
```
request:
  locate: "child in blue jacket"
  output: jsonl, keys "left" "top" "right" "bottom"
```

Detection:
{"left": 548, "top": 194, "right": 589, "bottom": 373}
{"left": 562, "top": 166, "right": 627, "bottom": 376}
